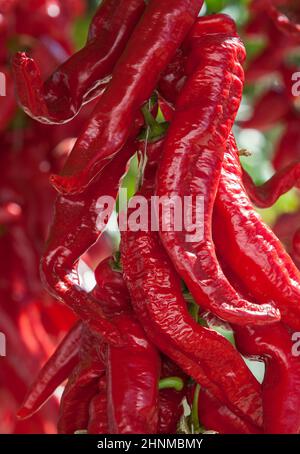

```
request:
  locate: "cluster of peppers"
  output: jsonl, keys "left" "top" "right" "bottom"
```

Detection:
{"left": 2, "top": 0, "right": 300, "bottom": 434}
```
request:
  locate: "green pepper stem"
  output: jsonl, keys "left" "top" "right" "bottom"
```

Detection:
{"left": 158, "top": 377, "right": 184, "bottom": 392}
{"left": 191, "top": 384, "right": 201, "bottom": 433}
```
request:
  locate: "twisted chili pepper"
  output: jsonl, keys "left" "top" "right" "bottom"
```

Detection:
{"left": 242, "top": 161, "right": 300, "bottom": 208}
{"left": 12, "top": 0, "right": 146, "bottom": 124}
{"left": 214, "top": 134, "right": 300, "bottom": 331}
{"left": 40, "top": 140, "right": 136, "bottom": 345}
{"left": 121, "top": 139, "right": 263, "bottom": 428}
{"left": 50, "top": 0, "right": 204, "bottom": 195}
{"left": 156, "top": 14, "right": 280, "bottom": 326}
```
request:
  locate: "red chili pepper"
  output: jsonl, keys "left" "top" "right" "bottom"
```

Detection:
{"left": 214, "top": 134, "right": 300, "bottom": 331}
{"left": 107, "top": 313, "right": 160, "bottom": 434}
{"left": 158, "top": 359, "right": 186, "bottom": 434}
{"left": 196, "top": 388, "right": 262, "bottom": 434}
{"left": 17, "top": 321, "right": 82, "bottom": 420}
{"left": 50, "top": 0, "right": 204, "bottom": 195}
{"left": 235, "top": 323, "right": 300, "bottom": 433}
{"left": 239, "top": 88, "right": 291, "bottom": 131}
{"left": 40, "top": 140, "right": 136, "bottom": 345}
{"left": 57, "top": 325, "right": 106, "bottom": 434}
{"left": 121, "top": 138, "right": 263, "bottom": 428}
{"left": 0, "top": 68, "right": 17, "bottom": 132}
{"left": 242, "top": 161, "right": 300, "bottom": 208}
{"left": 273, "top": 116, "right": 300, "bottom": 170}
{"left": 13, "top": 0, "right": 145, "bottom": 124}
{"left": 157, "top": 14, "right": 279, "bottom": 326}
{"left": 87, "top": 376, "right": 108, "bottom": 434}
{"left": 264, "top": 0, "right": 300, "bottom": 37}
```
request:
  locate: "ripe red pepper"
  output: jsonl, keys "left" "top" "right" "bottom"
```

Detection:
{"left": 40, "top": 140, "right": 136, "bottom": 344}
{"left": 235, "top": 323, "right": 300, "bottom": 433}
{"left": 50, "top": 0, "right": 204, "bottom": 195}
{"left": 214, "top": 134, "right": 300, "bottom": 331}
{"left": 157, "top": 14, "right": 279, "bottom": 326}
{"left": 242, "top": 161, "right": 300, "bottom": 208}
{"left": 57, "top": 328, "right": 105, "bottom": 434}
{"left": 195, "top": 388, "right": 262, "bottom": 434}
{"left": 121, "top": 139, "right": 263, "bottom": 428}
{"left": 13, "top": 0, "right": 145, "bottom": 124}
{"left": 18, "top": 321, "right": 82, "bottom": 420}
{"left": 87, "top": 376, "right": 108, "bottom": 434}
{"left": 273, "top": 116, "right": 300, "bottom": 170}
{"left": 239, "top": 88, "right": 291, "bottom": 131}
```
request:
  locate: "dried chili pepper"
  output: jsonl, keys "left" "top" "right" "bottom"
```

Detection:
{"left": 50, "top": 0, "right": 204, "bottom": 194}
{"left": 18, "top": 322, "right": 82, "bottom": 419}
{"left": 239, "top": 88, "right": 291, "bottom": 131}
{"left": 242, "top": 161, "right": 300, "bottom": 208}
{"left": 214, "top": 134, "right": 300, "bottom": 331}
{"left": 13, "top": 0, "right": 146, "bottom": 124}
{"left": 156, "top": 14, "right": 279, "bottom": 325}
{"left": 40, "top": 140, "right": 136, "bottom": 344}
{"left": 235, "top": 323, "right": 300, "bottom": 434}
{"left": 121, "top": 138, "right": 263, "bottom": 428}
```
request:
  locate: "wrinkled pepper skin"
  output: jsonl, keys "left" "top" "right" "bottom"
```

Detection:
{"left": 18, "top": 321, "right": 82, "bottom": 419}
{"left": 12, "top": 0, "right": 145, "bottom": 124}
{"left": 235, "top": 323, "right": 300, "bottom": 434}
{"left": 214, "top": 134, "right": 300, "bottom": 331}
{"left": 156, "top": 14, "right": 279, "bottom": 326}
{"left": 121, "top": 140, "right": 263, "bottom": 428}
{"left": 107, "top": 313, "right": 160, "bottom": 434}
{"left": 242, "top": 161, "right": 300, "bottom": 208}
{"left": 58, "top": 328, "right": 106, "bottom": 434}
{"left": 40, "top": 141, "right": 136, "bottom": 345}
{"left": 50, "top": 0, "right": 204, "bottom": 194}
{"left": 88, "top": 377, "right": 108, "bottom": 434}
{"left": 197, "top": 388, "right": 262, "bottom": 434}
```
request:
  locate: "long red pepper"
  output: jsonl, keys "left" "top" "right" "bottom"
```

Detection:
{"left": 235, "top": 323, "right": 300, "bottom": 433}
{"left": 242, "top": 161, "right": 300, "bottom": 208}
{"left": 107, "top": 313, "right": 160, "bottom": 434}
{"left": 156, "top": 14, "right": 279, "bottom": 326}
{"left": 57, "top": 326, "right": 106, "bottom": 434}
{"left": 121, "top": 139, "right": 263, "bottom": 428}
{"left": 40, "top": 140, "right": 136, "bottom": 344}
{"left": 50, "top": 0, "right": 204, "bottom": 195}
{"left": 214, "top": 134, "right": 300, "bottom": 331}
{"left": 239, "top": 88, "right": 290, "bottom": 131}
{"left": 197, "top": 389, "right": 262, "bottom": 434}
{"left": 12, "top": 0, "right": 145, "bottom": 124}
{"left": 17, "top": 321, "right": 82, "bottom": 419}
{"left": 93, "top": 259, "right": 161, "bottom": 434}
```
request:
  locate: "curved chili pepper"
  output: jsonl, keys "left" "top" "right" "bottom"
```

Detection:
{"left": 242, "top": 161, "right": 300, "bottom": 208}
{"left": 93, "top": 258, "right": 161, "bottom": 434}
{"left": 40, "top": 140, "right": 136, "bottom": 345}
{"left": 50, "top": 0, "right": 204, "bottom": 195}
{"left": 17, "top": 321, "right": 82, "bottom": 420}
{"left": 235, "top": 323, "right": 300, "bottom": 433}
{"left": 121, "top": 138, "right": 263, "bottom": 428}
{"left": 273, "top": 116, "right": 300, "bottom": 170}
{"left": 196, "top": 388, "right": 262, "bottom": 434}
{"left": 156, "top": 14, "right": 279, "bottom": 326}
{"left": 13, "top": 0, "right": 146, "bottom": 124}
{"left": 214, "top": 134, "right": 300, "bottom": 331}
{"left": 239, "top": 88, "right": 291, "bottom": 131}
{"left": 266, "top": 0, "right": 300, "bottom": 37}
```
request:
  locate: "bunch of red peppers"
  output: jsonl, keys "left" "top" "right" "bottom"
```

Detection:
{"left": 1, "top": 0, "right": 300, "bottom": 434}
